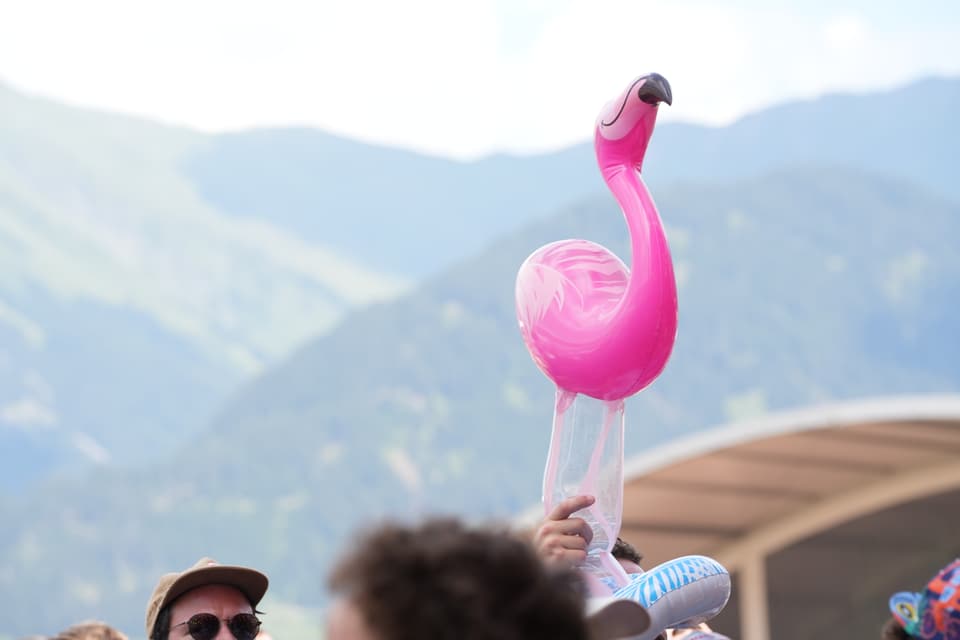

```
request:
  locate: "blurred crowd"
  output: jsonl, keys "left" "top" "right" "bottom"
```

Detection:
{"left": 16, "top": 510, "right": 959, "bottom": 640}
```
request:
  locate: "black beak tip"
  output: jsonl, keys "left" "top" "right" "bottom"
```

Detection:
{"left": 638, "top": 73, "right": 672, "bottom": 106}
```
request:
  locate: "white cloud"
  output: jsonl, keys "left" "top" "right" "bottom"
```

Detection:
{"left": 383, "top": 446, "right": 422, "bottom": 493}
{"left": 71, "top": 432, "right": 111, "bottom": 464}
{"left": 0, "top": 397, "right": 57, "bottom": 429}
{"left": 0, "top": 0, "right": 957, "bottom": 158}
{"left": 0, "top": 299, "right": 45, "bottom": 347}
{"left": 822, "top": 14, "right": 870, "bottom": 52}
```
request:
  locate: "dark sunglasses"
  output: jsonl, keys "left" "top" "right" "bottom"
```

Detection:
{"left": 172, "top": 612, "right": 262, "bottom": 640}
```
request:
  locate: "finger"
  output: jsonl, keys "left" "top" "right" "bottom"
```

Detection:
{"left": 547, "top": 494, "right": 595, "bottom": 521}
{"left": 536, "top": 519, "right": 595, "bottom": 548}
{"left": 560, "top": 548, "right": 588, "bottom": 564}
{"left": 540, "top": 517, "right": 593, "bottom": 538}
{"left": 545, "top": 547, "right": 588, "bottom": 567}
{"left": 560, "top": 518, "right": 594, "bottom": 545}
{"left": 543, "top": 532, "right": 588, "bottom": 551}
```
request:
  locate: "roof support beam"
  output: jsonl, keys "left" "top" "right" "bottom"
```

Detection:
{"left": 715, "top": 459, "right": 960, "bottom": 571}
{"left": 739, "top": 553, "right": 771, "bottom": 640}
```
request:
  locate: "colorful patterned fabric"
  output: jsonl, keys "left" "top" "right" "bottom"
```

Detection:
{"left": 890, "top": 559, "right": 960, "bottom": 640}
{"left": 891, "top": 591, "right": 923, "bottom": 635}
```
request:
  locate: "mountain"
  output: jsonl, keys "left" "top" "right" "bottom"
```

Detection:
{"left": 183, "top": 77, "right": 960, "bottom": 276}
{"left": 2, "top": 76, "right": 956, "bottom": 493}
{"left": 182, "top": 128, "right": 598, "bottom": 275}
{"left": 0, "top": 84, "right": 407, "bottom": 491}
{"left": 1, "top": 168, "right": 957, "bottom": 637}
{"left": 643, "top": 76, "right": 960, "bottom": 200}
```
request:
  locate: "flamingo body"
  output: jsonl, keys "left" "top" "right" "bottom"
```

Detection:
{"left": 516, "top": 74, "right": 678, "bottom": 401}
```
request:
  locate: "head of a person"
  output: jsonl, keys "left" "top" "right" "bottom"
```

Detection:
{"left": 145, "top": 558, "right": 269, "bottom": 640}
{"left": 326, "top": 517, "right": 645, "bottom": 640}
{"left": 53, "top": 621, "right": 127, "bottom": 640}
{"left": 611, "top": 537, "right": 644, "bottom": 575}
{"left": 882, "top": 617, "right": 912, "bottom": 640}
{"left": 888, "top": 558, "right": 960, "bottom": 639}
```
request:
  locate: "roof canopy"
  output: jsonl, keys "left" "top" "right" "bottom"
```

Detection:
{"left": 617, "top": 394, "right": 960, "bottom": 639}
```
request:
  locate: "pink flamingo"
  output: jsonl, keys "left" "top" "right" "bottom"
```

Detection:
{"left": 516, "top": 72, "right": 677, "bottom": 401}
{"left": 515, "top": 73, "right": 677, "bottom": 593}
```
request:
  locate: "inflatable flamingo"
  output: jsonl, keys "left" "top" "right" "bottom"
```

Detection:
{"left": 516, "top": 73, "right": 678, "bottom": 592}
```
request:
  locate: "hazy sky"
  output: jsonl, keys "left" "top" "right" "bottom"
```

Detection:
{"left": 1, "top": 0, "right": 957, "bottom": 159}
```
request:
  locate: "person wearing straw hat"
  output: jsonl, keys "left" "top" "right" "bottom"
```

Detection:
{"left": 145, "top": 558, "right": 269, "bottom": 640}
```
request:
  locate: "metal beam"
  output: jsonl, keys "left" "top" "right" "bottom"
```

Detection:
{"left": 715, "top": 459, "right": 960, "bottom": 571}
{"left": 739, "top": 554, "right": 770, "bottom": 640}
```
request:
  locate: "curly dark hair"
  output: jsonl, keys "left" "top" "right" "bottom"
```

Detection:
{"left": 329, "top": 517, "right": 591, "bottom": 640}
{"left": 611, "top": 537, "right": 643, "bottom": 566}
{"left": 54, "top": 621, "right": 127, "bottom": 640}
{"left": 881, "top": 617, "right": 912, "bottom": 640}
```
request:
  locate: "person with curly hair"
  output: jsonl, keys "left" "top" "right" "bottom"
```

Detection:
{"left": 326, "top": 516, "right": 650, "bottom": 640}
{"left": 882, "top": 617, "right": 913, "bottom": 640}
{"left": 52, "top": 622, "right": 127, "bottom": 640}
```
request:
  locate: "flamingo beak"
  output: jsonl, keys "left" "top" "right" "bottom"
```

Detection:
{"left": 637, "top": 73, "right": 672, "bottom": 106}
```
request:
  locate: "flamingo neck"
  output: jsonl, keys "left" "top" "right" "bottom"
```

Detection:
{"left": 601, "top": 165, "right": 659, "bottom": 272}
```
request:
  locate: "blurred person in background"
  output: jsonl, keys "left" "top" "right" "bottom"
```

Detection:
{"left": 326, "top": 516, "right": 651, "bottom": 640}
{"left": 883, "top": 619, "right": 912, "bottom": 640}
{"left": 52, "top": 622, "right": 127, "bottom": 640}
{"left": 145, "top": 557, "right": 269, "bottom": 640}
{"left": 885, "top": 558, "right": 960, "bottom": 640}
{"left": 611, "top": 536, "right": 645, "bottom": 575}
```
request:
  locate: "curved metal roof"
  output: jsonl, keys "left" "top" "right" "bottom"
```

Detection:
{"left": 618, "top": 394, "right": 960, "bottom": 570}
{"left": 615, "top": 393, "right": 960, "bottom": 639}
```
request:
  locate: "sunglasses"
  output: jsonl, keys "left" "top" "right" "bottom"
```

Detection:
{"left": 172, "top": 612, "right": 262, "bottom": 640}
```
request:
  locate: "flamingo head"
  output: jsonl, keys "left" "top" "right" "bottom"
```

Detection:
{"left": 595, "top": 73, "right": 671, "bottom": 172}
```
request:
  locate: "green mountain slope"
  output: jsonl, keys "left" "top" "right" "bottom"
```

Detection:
{"left": 0, "top": 84, "right": 407, "bottom": 489}
{"left": 1, "top": 169, "right": 956, "bottom": 637}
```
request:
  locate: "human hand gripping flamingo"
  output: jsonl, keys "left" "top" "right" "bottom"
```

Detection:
{"left": 516, "top": 73, "right": 677, "bottom": 594}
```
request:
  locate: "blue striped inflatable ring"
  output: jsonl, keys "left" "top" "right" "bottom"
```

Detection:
{"left": 613, "top": 555, "right": 731, "bottom": 640}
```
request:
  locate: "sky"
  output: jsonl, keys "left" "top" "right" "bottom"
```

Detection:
{"left": 1, "top": 0, "right": 958, "bottom": 159}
